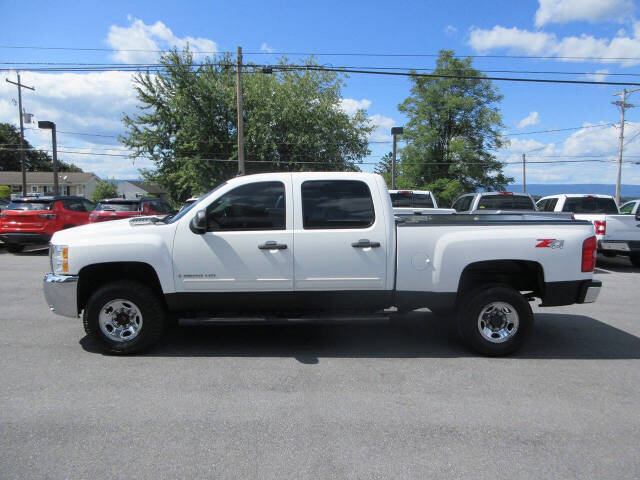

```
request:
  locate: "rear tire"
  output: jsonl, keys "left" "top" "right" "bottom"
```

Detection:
{"left": 5, "top": 244, "right": 24, "bottom": 253}
{"left": 630, "top": 254, "right": 640, "bottom": 267}
{"left": 83, "top": 280, "right": 165, "bottom": 354}
{"left": 456, "top": 285, "right": 534, "bottom": 356}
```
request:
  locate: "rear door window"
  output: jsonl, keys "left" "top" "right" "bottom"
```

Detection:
{"left": 452, "top": 196, "right": 472, "bottom": 212}
{"left": 619, "top": 202, "right": 634, "bottom": 214}
{"left": 302, "top": 180, "right": 374, "bottom": 229}
{"left": 562, "top": 197, "right": 619, "bottom": 214}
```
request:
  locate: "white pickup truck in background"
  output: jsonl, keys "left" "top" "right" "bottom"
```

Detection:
{"left": 44, "top": 172, "right": 601, "bottom": 356}
{"left": 537, "top": 194, "right": 640, "bottom": 266}
{"left": 389, "top": 189, "right": 455, "bottom": 216}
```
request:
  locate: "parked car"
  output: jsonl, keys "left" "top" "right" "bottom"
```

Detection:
{"left": 0, "top": 198, "right": 9, "bottom": 212}
{"left": 619, "top": 199, "right": 640, "bottom": 216}
{"left": 89, "top": 197, "right": 173, "bottom": 223}
{"left": 537, "top": 194, "right": 640, "bottom": 265}
{"left": 452, "top": 192, "right": 538, "bottom": 212}
{"left": 44, "top": 172, "right": 601, "bottom": 356}
{"left": 389, "top": 189, "right": 455, "bottom": 216}
{"left": 0, "top": 196, "right": 94, "bottom": 253}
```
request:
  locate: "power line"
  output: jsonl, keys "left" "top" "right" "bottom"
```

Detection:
{"left": 4, "top": 44, "right": 640, "bottom": 61}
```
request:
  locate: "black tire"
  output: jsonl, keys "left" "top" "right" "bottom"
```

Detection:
{"left": 83, "top": 280, "right": 165, "bottom": 354}
{"left": 630, "top": 254, "right": 640, "bottom": 267}
{"left": 456, "top": 285, "right": 534, "bottom": 356}
{"left": 5, "top": 243, "right": 24, "bottom": 253}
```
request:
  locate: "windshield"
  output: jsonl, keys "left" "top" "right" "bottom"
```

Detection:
{"left": 168, "top": 182, "right": 227, "bottom": 224}
{"left": 477, "top": 195, "right": 535, "bottom": 210}
{"left": 95, "top": 202, "right": 139, "bottom": 212}
{"left": 6, "top": 200, "right": 54, "bottom": 211}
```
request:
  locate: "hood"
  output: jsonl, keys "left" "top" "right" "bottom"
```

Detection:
{"left": 50, "top": 217, "right": 166, "bottom": 245}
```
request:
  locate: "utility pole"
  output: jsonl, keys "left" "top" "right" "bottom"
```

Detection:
{"left": 522, "top": 153, "right": 526, "bottom": 193}
{"left": 236, "top": 46, "right": 245, "bottom": 176}
{"left": 38, "top": 121, "right": 58, "bottom": 195}
{"left": 391, "top": 126, "right": 403, "bottom": 189}
{"left": 613, "top": 87, "right": 640, "bottom": 205}
{"left": 6, "top": 72, "right": 35, "bottom": 196}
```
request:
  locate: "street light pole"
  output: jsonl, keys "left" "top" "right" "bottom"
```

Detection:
{"left": 236, "top": 46, "right": 245, "bottom": 176}
{"left": 391, "top": 127, "right": 403, "bottom": 189}
{"left": 38, "top": 121, "right": 58, "bottom": 195}
{"left": 613, "top": 87, "right": 640, "bottom": 205}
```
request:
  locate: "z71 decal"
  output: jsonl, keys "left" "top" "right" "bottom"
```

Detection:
{"left": 536, "top": 239, "right": 564, "bottom": 249}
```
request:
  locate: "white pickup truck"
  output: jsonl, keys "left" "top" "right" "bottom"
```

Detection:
{"left": 389, "top": 189, "right": 455, "bottom": 216}
{"left": 43, "top": 172, "right": 601, "bottom": 356}
{"left": 537, "top": 194, "right": 640, "bottom": 266}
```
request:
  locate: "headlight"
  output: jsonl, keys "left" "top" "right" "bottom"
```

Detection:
{"left": 51, "top": 245, "right": 69, "bottom": 274}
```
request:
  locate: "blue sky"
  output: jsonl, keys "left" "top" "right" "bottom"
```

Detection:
{"left": 2, "top": 0, "right": 640, "bottom": 188}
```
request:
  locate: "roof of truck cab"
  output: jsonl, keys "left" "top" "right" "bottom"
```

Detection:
{"left": 538, "top": 193, "right": 615, "bottom": 200}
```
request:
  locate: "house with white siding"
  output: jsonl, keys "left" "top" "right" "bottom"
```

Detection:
{"left": 0, "top": 171, "right": 101, "bottom": 199}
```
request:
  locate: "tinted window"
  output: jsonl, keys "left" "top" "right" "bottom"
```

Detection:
{"left": 151, "top": 201, "right": 171, "bottom": 214}
{"left": 81, "top": 200, "right": 95, "bottom": 212}
{"left": 538, "top": 198, "right": 558, "bottom": 212}
{"left": 562, "top": 197, "right": 619, "bottom": 214}
{"left": 6, "top": 200, "right": 53, "bottom": 211}
{"left": 207, "top": 181, "right": 285, "bottom": 231}
{"left": 63, "top": 199, "right": 87, "bottom": 212}
{"left": 390, "top": 192, "right": 411, "bottom": 207}
{"left": 95, "top": 201, "right": 140, "bottom": 212}
{"left": 302, "top": 180, "right": 374, "bottom": 229}
{"left": 452, "top": 196, "right": 472, "bottom": 212}
{"left": 619, "top": 202, "right": 634, "bottom": 214}
{"left": 412, "top": 193, "right": 434, "bottom": 208}
{"left": 477, "top": 195, "right": 535, "bottom": 210}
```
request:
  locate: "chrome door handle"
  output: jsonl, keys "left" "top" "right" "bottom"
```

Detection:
{"left": 258, "top": 241, "right": 287, "bottom": 250}
{"left": 351, "top": 239, "right": 380, "bottom": 248}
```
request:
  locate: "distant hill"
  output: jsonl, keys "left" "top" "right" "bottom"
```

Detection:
{"left": 507, "top": 184, "right": 640, "bottom": 199}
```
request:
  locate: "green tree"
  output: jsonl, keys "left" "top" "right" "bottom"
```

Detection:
{"left": 91, "top": 179, "right": 119, "bottom": 203}
{"left": 121, "top": 50, "right": 373, "bottom": 202}
{"left": 397, "top": 50, "right": 512, "bottom": 192}
{"left": 0, "top": 185, "right": 10, "bottom": 200}
{"left": 0, "top": 123, "right": 83, "bottom": 172}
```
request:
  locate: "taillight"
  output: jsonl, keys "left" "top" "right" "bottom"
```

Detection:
{"left": 582, "top": 236, "right": 597, "bottom": 272}
{"left": 37, "top": 213, "right": 57, "bottom": 220}
{"left": 593, "top": 220, "right": 606, "bottom": 235}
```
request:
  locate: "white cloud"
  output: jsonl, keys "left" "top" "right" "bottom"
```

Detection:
{"left": 584, "top": 68, "right": 610, "bottom": 82}
{"left": 517, "top": 111, "right": 541, "bottom": 129}
{"left": 340, "top": 98, "right": 372, "bottom": 115}
{"left": 107, "top": 18, "right": 217, "bottom": 64}
{"left": 534, "top": 0, "right": 634, "bottom": 27}
{"left": 260, "top": 42, "right": 274, "bottom": 53}
{"left": 369, "top": 114, "right": 396, "bottom": 142}
{"left": 468, "top": 23, "right": 640, "bottom": 66}
{"left": 444, "top": 25, "right": 458, "bottom": 36}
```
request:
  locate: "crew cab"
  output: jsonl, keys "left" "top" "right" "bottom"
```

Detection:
{"left": 537, "top": 194, "right": 640, "bottom": 266}
{"left": 389, "top": 189, "right": 454, "bottom": 216}
{"left": 43, "top": 172, "right": 601, "bottom": 356}
{"left": 89, "top": 197, "right": 173, "bottom": 223}
{"left": 0, "top": 196, "right": 94, "bottom": 253}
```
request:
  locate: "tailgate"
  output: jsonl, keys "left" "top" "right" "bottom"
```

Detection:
{"left": 1, "top": 210, "right": 47, "bottom": 230}
{"left": 603, "top": 215, "right": 640, "bottom": 244}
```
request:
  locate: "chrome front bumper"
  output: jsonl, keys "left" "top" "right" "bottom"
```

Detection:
{"left": 43, "top": 274, "right": 79, "bottom": 318}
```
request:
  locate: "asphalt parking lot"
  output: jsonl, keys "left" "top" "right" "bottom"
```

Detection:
{"left": 1, "top": 246, "right": 639, "bottom": 479}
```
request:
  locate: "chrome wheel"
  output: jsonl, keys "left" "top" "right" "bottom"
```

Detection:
{"left": 98, "top": 299, "right": 143, "bottom": 342}
{"left": 477, "top": 302, "right": 519, "bottom": 343}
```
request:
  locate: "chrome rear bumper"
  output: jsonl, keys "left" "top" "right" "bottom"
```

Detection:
{"left": 43, "top": 274, "right": 79, "bottom": 318}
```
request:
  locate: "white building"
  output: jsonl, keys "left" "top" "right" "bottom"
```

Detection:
{"left": 116, "top": 180, "right": 168, "bottom": 200}
{"left": 0, "top": 171, "right": 101, "bottom": 199}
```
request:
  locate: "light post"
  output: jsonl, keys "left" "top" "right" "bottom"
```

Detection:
{"left": 390, "top": 126, "right": 403, "bottom": 190}
{"left": 38, "top": 121, "right": 58, "bottom": 195}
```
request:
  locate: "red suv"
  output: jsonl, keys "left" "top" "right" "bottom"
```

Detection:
{"left": 0, "top": 196, "right": 95, "bottom": 253}
{"left": 89, "top": 197, "right": 173, "bottom": 223}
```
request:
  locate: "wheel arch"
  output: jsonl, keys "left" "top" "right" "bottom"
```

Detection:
{"left": 456, "top": 260, "right": 544, "bottom": 300}
{"left": 77, "top": 261, "right": 165, "bottom": 313}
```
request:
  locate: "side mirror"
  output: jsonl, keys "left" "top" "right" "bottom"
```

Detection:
{"left": 189, "top": 210, "right": 207, "bottom": 234}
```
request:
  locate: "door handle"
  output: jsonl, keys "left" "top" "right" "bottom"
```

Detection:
{"left": 351, "top": 239, "right": 381, "bottom": 248}
{"left": 258, "top": 241, "right": 287, "bottom": 250}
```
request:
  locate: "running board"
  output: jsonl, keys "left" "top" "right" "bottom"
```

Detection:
{"left": 179, "top": 313, "right": 392, "bottom": 326}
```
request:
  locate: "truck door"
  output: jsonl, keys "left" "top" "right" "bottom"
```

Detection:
{"left": 292, "top": 175, "right": 391, "bottom": 311}
{"left": 172, "top": 176, "right": 294, "bottom": 313}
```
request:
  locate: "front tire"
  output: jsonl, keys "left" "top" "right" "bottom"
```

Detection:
{"left": 456, "top": 285, "right": 534, "bottom": 356}
{"left": 5, "top": 244, "right": 24, "bottom": 253}
{"left": 83, "top": 280, "right": 165, "bottom": 354}
{"left": 630, "top": 254, "right": 640, "bottom": 267}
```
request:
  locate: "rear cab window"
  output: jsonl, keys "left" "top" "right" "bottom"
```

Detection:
{"left": 477, "top": 194, "right": 535, "bottom": 210}
{"left": 562, "top": 197, "right": 619, "bottom": 214}
{"left": 390, "top": 192, "right": 434, "bottom": 208}
{"left": 452, "top": 196, "right": 473, "bottom": 212}
{"left": 95, "top": 201, "right": 140, "bottom": 212}
{"left": 302, "top": 180, "right": 375, "bottom": 229}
